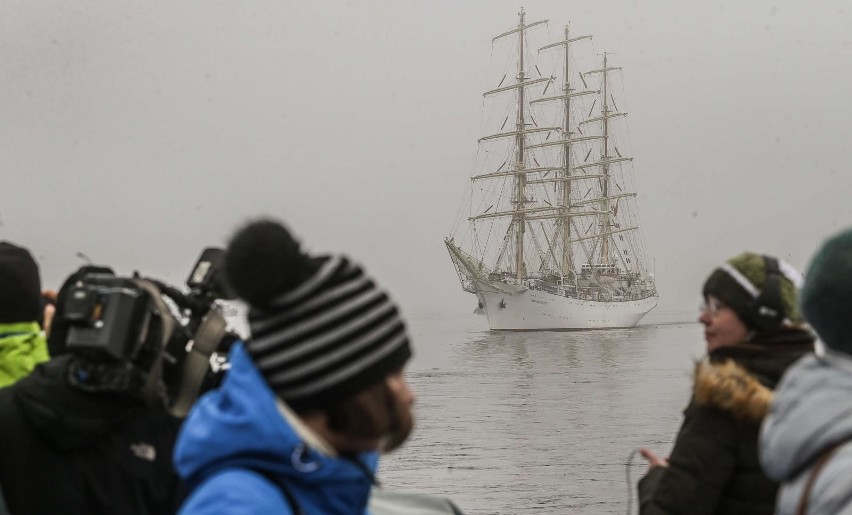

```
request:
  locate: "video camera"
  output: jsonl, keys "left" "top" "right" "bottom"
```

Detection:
{"left": 53, "top": 248, "right": 239, "bottom": 416}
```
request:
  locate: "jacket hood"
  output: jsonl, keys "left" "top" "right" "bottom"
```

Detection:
{"left": 13, "top": 355, "right": 148, "bottom": 451}
{"left": 173, "top": 343, "right": 378, "bottom": 489}
{"left": 0, "top": 322, "right": 49, "bottom": 387}
{"left": 760, "top": 351, "right": 852, "bottom": 481}
{"left": 693, "top": 337, "right": 813, "bottom": 423}
{"left": 693, "top": 359, "right": 773, "bottom": 422}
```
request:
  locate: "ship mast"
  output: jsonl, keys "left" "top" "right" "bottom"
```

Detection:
{"left": 485, "top": 8, "right": 548, "bottom": 282}
{"left": 601, "top": 52, "right": 612, "bottom": 265}
{"left": 513, "top": 8, "right": 527, "bottom": 281}
{"left": 537, "top": 26, "right": 593, "bottom": 281}
{"left": 477, "top": 11, "right": 624, "bottom": 281}
{"left": 560, "top": 25, "right": 572, "bottom": 279}
{"left": 582, "top": 53, "right": 624, "bottom": 268}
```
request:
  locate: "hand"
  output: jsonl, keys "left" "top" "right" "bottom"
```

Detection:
{"left": 639, "top": 448, "right": 669, "bottom": 469}
{"left": 42, "top": 290, "right": 57, "bottom": 338}
{"left": 42, "top": 303, "right": 55, "bottom": 338}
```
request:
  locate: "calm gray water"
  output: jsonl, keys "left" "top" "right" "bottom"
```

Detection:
{"left": 378, "top": 313, "right": 705, "bottom": 515}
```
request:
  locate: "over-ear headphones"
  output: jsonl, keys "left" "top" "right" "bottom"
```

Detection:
{"left": 747, "top": 256, "right": 785, "bottom": 330}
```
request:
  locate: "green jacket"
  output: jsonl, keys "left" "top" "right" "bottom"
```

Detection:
{"left": 0, "top": 322, "right": 49, "bottom": 387}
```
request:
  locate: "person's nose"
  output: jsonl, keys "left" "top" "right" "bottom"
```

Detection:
{"left": 392, "top": 374, "right": 416, "bottom": 407}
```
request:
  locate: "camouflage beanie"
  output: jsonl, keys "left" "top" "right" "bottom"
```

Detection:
{"left": 800, "top": 228, "right": 852, "bottom": 354}
{"left": 702, "top": 252, "right": 804, "bottom": 330}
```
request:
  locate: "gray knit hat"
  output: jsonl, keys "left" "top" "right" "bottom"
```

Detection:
{"left": 224, "top": 220, "right": 412, "bottom": 412}
{"left": 801, "top": 228, "right": 852, "bottom": 354}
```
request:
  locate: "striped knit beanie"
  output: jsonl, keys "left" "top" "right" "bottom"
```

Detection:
{"left": 224, "top": 220, "right": 412, "bottom": 412}
{"left": 702, "top": 252, "right": 804, "bottom": 329}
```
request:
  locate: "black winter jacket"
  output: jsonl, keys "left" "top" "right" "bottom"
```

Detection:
{"left": 638, "top": 330, "right": 813, "bottom": 515}
{"left": 0, "top": 356, "right": 184, "bottom": 515}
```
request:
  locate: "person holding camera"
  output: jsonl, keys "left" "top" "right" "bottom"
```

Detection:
{"left": 173, "top": 219, "right": 416, "bottom": 514}
{"left": 0, "top": 241, "right": 50, "bottom": 387}
{"left": 0, "top": 260, "right": 214, "bottom": 515}
{"left": 638, "top": 252, "right": 815, "bottom": 515}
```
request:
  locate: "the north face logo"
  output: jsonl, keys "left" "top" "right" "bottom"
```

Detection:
{"left": 130, "top": 442, "right": 156, "bottom": 462}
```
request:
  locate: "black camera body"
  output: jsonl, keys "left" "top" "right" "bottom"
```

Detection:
{"left": 55, "top": 248, "right": 237, "bottom": 416}
{"left": 64, "top": 275, "right": 156, "bottom": 362}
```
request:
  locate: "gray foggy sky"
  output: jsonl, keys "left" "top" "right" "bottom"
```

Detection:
{"left": 2, "top": 0, "right": 851, "bottom": 321}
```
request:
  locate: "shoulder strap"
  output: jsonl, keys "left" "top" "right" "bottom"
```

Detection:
{"left": 796, "top": 439, "right": 849, "bottom": 515}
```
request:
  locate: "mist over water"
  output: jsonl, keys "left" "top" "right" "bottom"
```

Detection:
{"left": 379, "top": 314, "right": 704, "bottom": 514}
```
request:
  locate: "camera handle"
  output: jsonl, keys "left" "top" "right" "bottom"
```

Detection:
{"left": 132, "top": 278, "right": 178, "bottom": 409}
{"left": 169, "top": 305, "right": 228, "bottom": 417}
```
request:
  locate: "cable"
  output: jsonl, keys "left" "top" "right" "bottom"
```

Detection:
{"left": 625, "top": 448, "right": 642, "bottom": 515}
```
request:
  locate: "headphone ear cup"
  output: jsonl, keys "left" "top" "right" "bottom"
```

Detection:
{"left": 749, "top": 256, "right": 785, "bottom": 330}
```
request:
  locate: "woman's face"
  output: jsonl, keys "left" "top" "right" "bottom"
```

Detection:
{"left": 699, "top": 296, "right": 750, "bottom": 352}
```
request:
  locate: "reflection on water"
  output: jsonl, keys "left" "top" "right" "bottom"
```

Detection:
{"left": 379, "top": 314, "right": 704, "bottom": 514}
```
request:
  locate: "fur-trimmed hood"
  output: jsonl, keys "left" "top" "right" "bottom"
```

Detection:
{"left": 692, "top": 335, "right": 815, "bottom": 423}
{"left": 693, "top": 359, "right": 773, "bottom": 422}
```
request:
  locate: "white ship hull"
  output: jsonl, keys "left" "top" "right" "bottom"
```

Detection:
{"left": 475, "top": 283, "right": 657, "bottom": 330}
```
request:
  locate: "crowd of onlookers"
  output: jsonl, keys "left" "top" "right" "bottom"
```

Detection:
{"left": 1, "top": 220, "right": 851, "bottom": 514}
{"left": 0, "top": 219, "right": 425, "bottom": 515}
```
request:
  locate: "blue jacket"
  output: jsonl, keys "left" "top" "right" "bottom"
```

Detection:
{"left": 174, "top": 343, "right": 378, "bottom": 514}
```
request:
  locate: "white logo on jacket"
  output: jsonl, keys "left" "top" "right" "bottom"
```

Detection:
{"left": 130, "top": 442, "right": 156, "bottom": 461}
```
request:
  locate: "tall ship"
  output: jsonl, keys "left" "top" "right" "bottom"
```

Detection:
{"left": 446, "top": 9, "right": 657, "bottom": 330}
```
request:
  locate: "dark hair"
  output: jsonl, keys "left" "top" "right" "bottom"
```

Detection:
{"left": 322, "top": 375, "right": 412, "bottom": 453}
